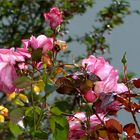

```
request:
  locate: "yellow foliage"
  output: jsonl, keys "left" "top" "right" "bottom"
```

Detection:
{"left": 33, "top": 80, "right": 45, "bottom": 94}
{"left": 7, "top": 92, "right": 17, "bottom": 101}
{"left": 19, "top": 94, "right": 29, "bottom": 103}
{"left": 0, "top": 115, "right": 4, "bottom": 123}
{"left": 0, "top": 106, "right": 8, "bottom": 117}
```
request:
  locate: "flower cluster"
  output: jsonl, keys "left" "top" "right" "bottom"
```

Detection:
{"left": 0, "top": 6, "right": 139, "bottom": 140}
{"left": 82, "top": 55, "right": 128, "bottom": 112}
{"left": 0, "top": 7, "right": 63, "bottom": 95}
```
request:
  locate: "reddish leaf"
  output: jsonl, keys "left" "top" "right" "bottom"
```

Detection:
{"left": 133, "top": 78, "right": 140, "bottom": 88}
{"left": 107, "top": 132, "right": 119, "bottom": 140}
{"left": 132, "top": 103, "right": 140, "bottom": 113}
{"left": 119, "top": 92, "right": 138, "bottom": 98}
{"left": 41, "top": 54, "right": 53, "bottom": 67}
{"left": 54, "top": 67, "right": 65, "bottom": 76}
{"left": 117, "top": 95, "right": 140, "bottom": 113}
{"left": 123, "top": 123, "right": 136, "bottom": 137}
{"left": 126, "top": 137, "right": 133, "bottom": 140}
{"left": 117, "top": 95, "right": 131, "bottom": 111}
{"left": 106, "top": 119, "right": 122, "bottom": 133}
{"left": 135, "top": 133, "right": 140, "bottom": 139}
{"left": 55, "top": 77, "right": 74, "bottom": 94}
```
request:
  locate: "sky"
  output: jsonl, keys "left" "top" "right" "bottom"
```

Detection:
{"left": 67, "top": 0, "right": 140, "bottom": 124}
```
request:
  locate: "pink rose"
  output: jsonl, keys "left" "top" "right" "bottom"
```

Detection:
{"left": 22, "top": 39, "right": 29, "bottom": 49}
{"left": 82, "top": 55, "right": 127, "bottom": 94}
{"left": 0, "top": 62, "right": 17, "bottom": 93}
{"left": 0, "top": 48, "right": 25, "bottom": 64}
{"left": 44, "top": 7, "right": 63, "bottom": 29}
{"left": 82, "top": 55, "right": 128, "bottom": 113}
{"left": 0, "top": 48, "right": 27, "bottom": 93}
{"left": 84, "top": 89, "right": 98, "bottom": 103}
{"left": 116, "top": 83, "right": 128, "bottom": 93}
{"left": 68, "top": 112, "right": 107, "bottom": 140}
{"left": 18, "top": 63, "right": 28, "bottom": 70}
{"left": 22, "top": 35, "right": 54, "bottom": 53}
{"left": 94, "top": 69, "right": 118, "bottom": 93}
{"left": 16, "top": 47, "right": 31, "bottom": 58}
{"left": 82, "top": 55, "right": 115, "bottom": 81}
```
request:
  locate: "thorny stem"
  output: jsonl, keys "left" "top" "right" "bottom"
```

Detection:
{"left": 92, "top": 106, "right": 105, "bottom": 127}
{"left": 131, "top": 112, "right": 140, "bottom": 132}
{"left": 123, "top": 63, "right": 140, "bottom": 132}
{"left": 31, "top": 85, "right": 36, "bottom": 132}
{"left": 30, "top": 64, "right": 36, "bottom": 139}
{"left": 95, "top": 112, "right": 105, "bottom": 126}
{"left": 86, "top": 113, "right": 91, "bottom": 140}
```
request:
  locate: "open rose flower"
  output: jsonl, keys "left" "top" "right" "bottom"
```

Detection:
{"left": 0, "top": 62, "right": 17, "bottom": 93}
{"left": 68, "top": 112, "right": 108, "bottom": 140}
{"left": 82, "top": 55, "right": 128, "bottom": 112}
{"left": 0, "top": 48, "right": 25, "bottom": 64}
{"left": 44, "top": 7, "right": 63, "bottom": 29}
{"left": 22, "top": 35, "right": 54, "bottom": 53}
{"left": 0, "top": 48, "right": 26, "bottom": 93}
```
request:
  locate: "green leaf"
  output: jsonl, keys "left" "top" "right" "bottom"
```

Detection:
{"left": 45, "top": 28, "right": 54, "bottom": 37}
{"left": 51, "top": 107, "right": 63, "bottom": 115}
{"left": 25, "top": 107, "right": 33, "bottom": 117}
{"left": 121, "top": 52, "right": 127, "bottom": 65}
{"left": 52, "top": 116, "right": 67, "bottom": 127}
{"left": 45, "top": 83, "right": 58, "bottom": 93}
{"left": 10, "top": 108, "right": 25, "bottom": 123}
{"left": 9, "top": 121, "right": 23, "bottom": 136}
{"left": 25, "top": 106, "right": 42, "bottom": 117}
{"left": 13, "top": 76, "right": 32, "bottom": 89}
{"left": 54, "top": 123, "right": 68, "bottom": 140}
{"left": 55, "top": 101, "right": 71, "bottom": 112}
{"left": 14, "top": 99, "right": 24, "bottom": 106}
{"left": 34, "top": 106, "right": 42, "bottom": 114}
{"left": 49, "top": 115, "right": 68, "bottom": 140}
{"left": 34, "top": 130, "right": 48, "bottom": 139}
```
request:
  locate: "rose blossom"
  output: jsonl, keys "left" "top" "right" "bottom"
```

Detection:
{"left": 0, "top": 48, "right": 25, "bottom": 64}
{"left": 22, "top": 35, "right": 54, "bottom": 53}
{"left": 83, "top": 89, "right": 98, "bottom": 103}
{"left": 16, "top": 47, "right": 31, "bottom": 58}
{"left": 82, "top": 55, "right": 128, "bottom": 112}
{"left": 0, "top": 48, "right": 26, "bottom": 93}
{"left": 0, "top": 62, "right": 17, "bottom": 93}
{"left": 44, "top": 7, "right": 63, "bottom": 29}
{"left": 68, "top": 112, "right": 108, "bottom": 140}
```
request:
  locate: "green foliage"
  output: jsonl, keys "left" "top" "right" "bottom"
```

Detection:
{"left": 10, "top": 108, "right": 25, "bottom": 123}
{"left": 33, "top": 130, "right": 48, "bottom": 139}
{"left": 13, "top": 76, "right": 33, "bottom": 89}
{"left": 9, "top": 121, "right": 23, "bottom": 136}
{"left": 49, "top": 115, "right": 68, "bottom": 140}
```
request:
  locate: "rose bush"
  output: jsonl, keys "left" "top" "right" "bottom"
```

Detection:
{"left": 0, "top": 6, "right": 139, "bottom": 140}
